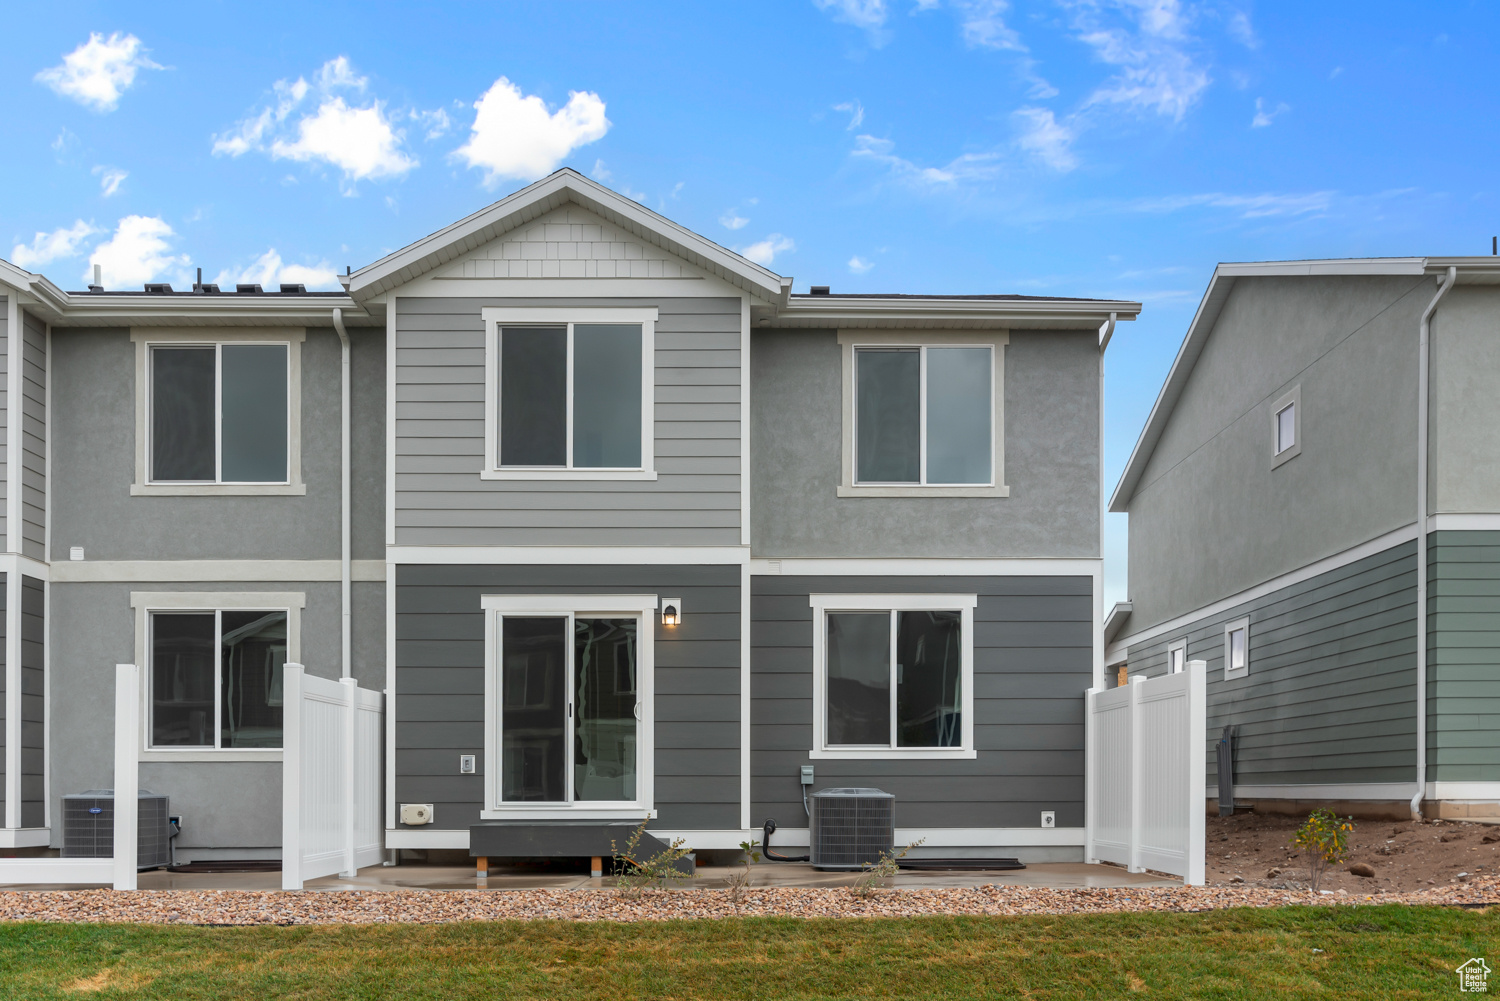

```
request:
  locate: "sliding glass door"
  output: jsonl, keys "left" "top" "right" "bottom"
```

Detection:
{"left": 498, "top": 614, "right": 640, "bottom": 804}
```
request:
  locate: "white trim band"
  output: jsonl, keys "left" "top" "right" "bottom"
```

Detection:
{"left": 384, "top": 826, "right": 1088, "bottom": 851}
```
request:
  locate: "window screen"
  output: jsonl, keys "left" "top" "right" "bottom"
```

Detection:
{"left": 856, "top": 349, "right": 921, "bottom": 483}
{"left": 221, "top": 345, "right": 288, "bottom": 482}
{"left": 826, "top": 612, "right": 891, "bottom": 745}
{"left": 573, "top": 324, "right": 642, "bottom": 468}
{"left": 500, "top": 327, "right": 568, "bottom": 466}
{"left": 926, "top": 348, "right": 991, "bottom": 484}
{"left": 151, "top": 348, "right": 216, "bottom": 481}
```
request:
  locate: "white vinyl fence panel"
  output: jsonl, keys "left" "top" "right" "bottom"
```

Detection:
{"left": 282, "top": 666, "right": 384, "bottom": 889}
{"left": 1086, "top": 660, "right": 1206, "bottom": 884}
{"left": 0, "top": 664, "right": 138, "bottom": 889}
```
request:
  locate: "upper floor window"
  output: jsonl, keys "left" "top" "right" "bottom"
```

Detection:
{"left": 132, "top": 329, "right": 306, "bottom": 496}
{"left": 1223, "top": 617, "right": 1249, "bottom": 680}
{"left": 1271, "top": 385, "right": 1300, "bottom": 468}
{"left": 482, "top": 307, "right": 658, "bottom": 481}
{"left": 1168, "top": 637, "right": 1187, "bottom": 674}
{"left": 838, "top": 332, "right": 1008, "bottom": 498}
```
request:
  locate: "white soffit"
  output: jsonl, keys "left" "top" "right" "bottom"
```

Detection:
{"left": 346, "top": 168, "right": 791, "bottom": 304}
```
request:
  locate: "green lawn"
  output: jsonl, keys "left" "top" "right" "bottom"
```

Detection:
{"left": 0, "top": 906, "right": 1494, "bottom": 999}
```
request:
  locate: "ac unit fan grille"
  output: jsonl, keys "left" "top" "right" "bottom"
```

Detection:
{"left": 809, "top": 787, "right": 894, "bottom": 870}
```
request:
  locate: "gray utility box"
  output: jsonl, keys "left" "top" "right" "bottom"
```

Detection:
{"left": 61, "top": 790, "right": 171, "bottom": 870}
{"left": 809, "top": 787, "right": 895, "bottom": 871}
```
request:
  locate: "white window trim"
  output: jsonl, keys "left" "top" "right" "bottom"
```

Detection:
{"left": 1223, "top": 616, "right": 1250, "bottom": 681}
{"left": 130, "top": 328, "right": 306, "bottom": 495}
{"left": 480, "top": 307, "right": 658, "bottom": 481}
{"left": 809, "top": 593, "right": 977, "bottom": 760}
{"left": 837, "top": 330, "right": 1008, "bottom": 498}
{"left": 480, "top": 593, "right": 657, "bottom": 820}
{"left": 1271, "top": 384, "right": 1301, "bottom": 469}
{"left": 130, "top": 590, "right": 305, "bottom": 762}
{"left": 1167, "top": 637, "right": 1187, "bottom": 674}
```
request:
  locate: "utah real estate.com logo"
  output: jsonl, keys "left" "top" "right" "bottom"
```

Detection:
{"left": 1458, "top": 958, "right": 1491, "bottom": 993}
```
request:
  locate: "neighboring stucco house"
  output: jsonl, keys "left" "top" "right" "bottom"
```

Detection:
{"left": 0, "top": 169, "right": 1138, "bottom": 863}
{"left": 1107, "top": 257, "right": 1500, "bottom": 821}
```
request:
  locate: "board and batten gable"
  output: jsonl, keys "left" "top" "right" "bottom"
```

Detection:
{"left": 1125, "top": 275, "right": 1430, "bottom": 632}
{"left": 390, "top": 204, "right": 746, "bottom": 547}
{"left": 751, "top": 328, "right": 1100, "bottom": 558}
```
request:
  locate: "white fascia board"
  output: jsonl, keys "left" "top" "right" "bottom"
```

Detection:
{"left": 1214, "top": 258, "right": 1426, "bottom": 277}
{"left": 1103, "top": 601, "right": 1133, "bottom": 644}
{"left": 49, "top": 296, "right": 369, "bottom": 328}
{"left": 751, "top": 557, "right": 1099, "bottom": 577}
{"left": 388, "top": 545, "right": 748, "bottom": 565}
{"left": 770, "top": 297, "right": 1140, "bottom": 330}
{"left": 346, "top": 169, "right": 790, "bottom": 303}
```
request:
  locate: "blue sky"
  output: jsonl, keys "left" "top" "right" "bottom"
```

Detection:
{"left": 6, "top": 1, "right": 1498, "bottom": 600}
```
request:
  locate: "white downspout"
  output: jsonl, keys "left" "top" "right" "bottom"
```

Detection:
{"left": 1412, "top": 266, "right": 1455, "bottom": 821}
{"left": 332, "top": 308, "right": 352, "bottom": 680}
{"left": 1096, "top": 312, "right": 1116, "bottom": 691}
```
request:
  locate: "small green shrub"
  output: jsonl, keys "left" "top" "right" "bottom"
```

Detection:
{"left": 610, "top": 817, "right": 695, "bottom": 898}
{"left": 852, "top": 839, "right": 925, "bottom": 899}
{"left": 725, "top": 840, "right": 762, "bottom": 910}
{"left": 1291, "top": 809, "right": 1353, "bottom": 892}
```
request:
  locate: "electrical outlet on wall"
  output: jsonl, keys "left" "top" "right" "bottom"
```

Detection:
{"left": 1041, "top": 811, "right": 1055, "bottom": 829}
{"left": 460, "top": 754, "right": 475, "bottom": 774}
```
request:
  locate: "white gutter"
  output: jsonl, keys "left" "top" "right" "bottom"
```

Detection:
{"left": 332, "top": 308, "right": 352, "bottom": 680}
{"left": 1412, "top": 265, "right": 1456, "bottom": 820}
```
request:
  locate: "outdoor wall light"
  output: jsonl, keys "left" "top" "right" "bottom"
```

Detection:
{"left": 661, "top": 598, "right": 682, "bottom": 627}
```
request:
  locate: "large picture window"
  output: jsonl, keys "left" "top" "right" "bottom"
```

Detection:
{"left": 132, "top": 330, "right": 305, "bottom": 495}
{"left": 838, "top": 332, "right": 1007, "bottom": 497}
{"left": 482, "top": 594, "right": 657, "bottom": 818}
{"left": 810, "top": 594, "right": 977, "bottom": 759}
{"left": 482, "top": 308, "right": 657, "bottom": 481}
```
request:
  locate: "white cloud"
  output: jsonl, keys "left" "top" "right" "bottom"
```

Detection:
{"left": 35, "top": 32, "right": 162, "bottom": 112}
{"left": 720, "top": 211, "right": 750, "bottom": 230}
{"left": 738, "top": 234, "right": 795, "bottom": 266}
{"left": 410, "top": 107, "right": 452, "bottom": 140}
{"left": 93, "top": 166, "right": 128, "bottom": 197}
{"left": 1014, "top": 107, "right": 1077, "bottom": 171}
{"left": 213, "top": 249, "right": 340, "bottom": 291}
{"left": 851, "top": 134, "right": 1000, "bottom": 186}
{"left": 87, "top": 216, "right": 189, "bottom": 287}
{"left": 271, "top": 97, "right": 417, "bottom": 183}
{"left": 954, "top": 0, "right": 1024, "bottom": 51}
{"left": 1128, "top": 190, "right": 1334, "bottom": 219}
{"left": 1227, "top": 10, "right": 1258, "bottom": 48}
{"left": 813, "top": 0, "right": 891, "bottom": 45}
{"left": 213, "top": 57, "right": 417, "bottom": 189}
{"left": 11, "top": 220, "right": 99, "bottom": 270}
{"left": 834, "top": 100, "right": 865, "bottom": 129}
{"left": 848, "top": 256, "right": 875, "bottom": 274}
{"left": 1068, "top": 0, "right": 1211, "bottom": 122}
{"left": 454, "top": 76, "right": 610, "bottom": 186}
{"left": 591, "top": 159, "right": 613, "bottom": 181}
{"left": 52, "top": 128, "right": 78, "bottom": 153}
{"left": 1251, "top": 97, "right": 1289, "bottom": 128}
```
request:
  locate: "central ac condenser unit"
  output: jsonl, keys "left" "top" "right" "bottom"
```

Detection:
{"left": 809, "top": 787, "right": 895, "bottom": 870}
{"left": 61, "top": 789, "right": 172, "bottom": 870}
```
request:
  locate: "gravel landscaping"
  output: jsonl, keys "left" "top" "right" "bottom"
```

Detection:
{"left": 0, "top": 876, "right": 1496, "bottom": 925}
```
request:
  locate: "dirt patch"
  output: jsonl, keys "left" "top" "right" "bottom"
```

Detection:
{"left": 1206, "top": 812, "right": 1499, "bottom": 893}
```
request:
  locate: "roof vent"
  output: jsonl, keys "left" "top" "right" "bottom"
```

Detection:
{"left": 279, "top": 283, "right": 307, "bottom": 294}
{"left": 143, "top": 283, "right": 173, "bottom": 294}
{"left": 810, "top": 286, "right": 831, "bottom": 295}
{"left": 199, "top": 283, "right": 222, "bottom": 294}
{"left": 236, "top": 284, "right": 263, "bottom": 294}
{"left": 87, "top": 284, "right": 104, "bottom": 293}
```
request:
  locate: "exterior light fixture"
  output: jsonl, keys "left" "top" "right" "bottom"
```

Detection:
{"left": 661, "top": 598, "right": 682, "bottom": 627}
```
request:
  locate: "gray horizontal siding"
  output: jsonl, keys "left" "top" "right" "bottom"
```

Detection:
{"left": 395, "top": 297, "right": 742, "bottom": 546}
{"left": 21, "top": 312, "right": 44, "bottom": 561}
{"left": 752, "top": 574, "right": 1093, "bottom": 830}
{"left": 21, "top": 575, "right": 42, "bottom": 827}
{"left": 0, "top": 573, "right": 5, "bottom": 821}
{"left": 1127, "top": 538, "right": 1417, "bottom": 788}
{"left": 394, "top": 563, "right": 741, "bottom": 832}
{"left": 1429, "top": 531, "right": 1500, "bottom": 781}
